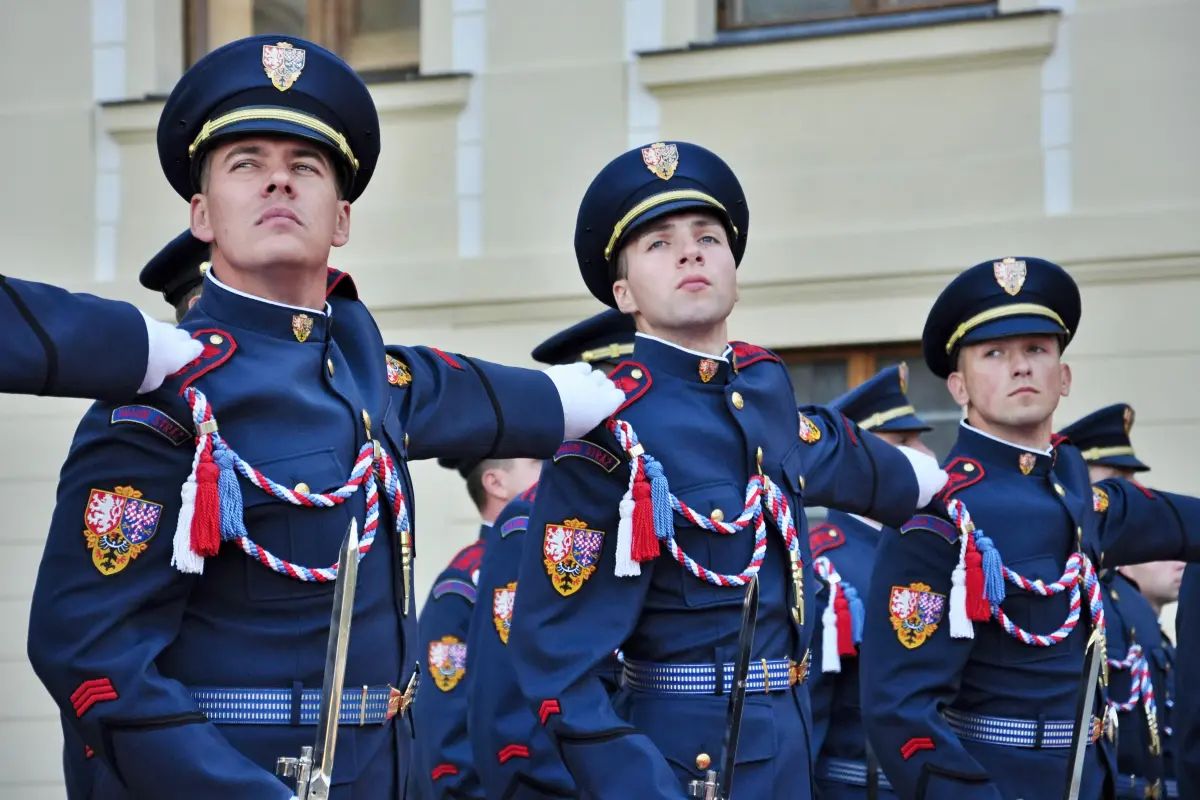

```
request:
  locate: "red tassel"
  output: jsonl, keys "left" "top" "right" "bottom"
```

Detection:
{"left": 191, "top": 444, "right": 222, "bottom": 557}
{"left": 965, "top": 536, "right": 989, "bottom": 621}
{"left": 834, "top": 593, "right": 856, "bottom": 657}
{"left": 629, "top": 462, "right": 660, "bottom": 563}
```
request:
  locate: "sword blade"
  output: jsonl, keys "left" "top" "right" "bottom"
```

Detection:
{"left": 717, "top": 575, "right": 759, "bottom": 799}
{"left": 1063, "top": 626, "right": 1103, "bottom": 800}
{"left": 308, "top": 518, "right": 361, "bottom": 798}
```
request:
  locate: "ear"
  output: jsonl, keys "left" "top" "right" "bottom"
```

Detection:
{"left": 1059, "top": 362, "right": 1072, "bottom": 398}
{"left": 331, "top": 199, "right": 351, "bottom": 248}
{"left": 480, "top": 466, "right": 506, "bottom": 504}
{"left": 613, "top": 278, "right": 638, "bottom": 315}
{"left": 190, "top": 195, "right": 215, "bottom": 244}
{"left": 946, "top": 371, "right": 970, "bottom": 407}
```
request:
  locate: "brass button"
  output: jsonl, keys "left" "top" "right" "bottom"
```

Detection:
{"left": 294, "top": 482, "right": 310, "bottom": 495}
{"left": 731, "top": 392, "right": 744, "bottom": 410}
{"left": 1054, "top": 483, "right": 1065, "bottom": 496}
{"left": 327, "top": 359, "right": 335, "bottom": 377}
{"left": 630, "top": 368, "right": 644, "bottom": 379}
{"left": 209, "top": 334, "right": 224, "bottom": 345}
{"left": 1110, "top": 589, "right": 1120, "bottom": 601}
{"left": 695, "top": 753, "right": 711, "bottom": 770}
{"left": 362, "top": 410, "right": 372, "bottom": 437}
{"left": 963, "top": 463, "right": 975, "bottom": 472}
{"left": 404, "top": 433, "right": 410, "bottom": 449}
{"left": 798, "top": 475, "right": 806, "bottom": 491}
{"left": 711, "top": 508, "right": 725, "bottom": 523}
{"left": 1077, "top": 526, "right": 1083, "bottom": 537}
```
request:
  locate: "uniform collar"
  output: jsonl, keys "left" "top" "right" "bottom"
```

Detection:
{"left": 200, "top": 268, "right": 333, "bottom": 343}
{"left": 956, "top": 421, "right": 1055, "bottom": 477}
{"left": 633, "top": 332, "right": 734, "bottom": 385}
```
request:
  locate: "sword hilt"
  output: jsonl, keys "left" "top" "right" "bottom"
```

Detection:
{"left": 277, "top": 745, "right": 313, "bottom": 798}
{"left": 686, "top": 770, "right": 723, "bottom": 799}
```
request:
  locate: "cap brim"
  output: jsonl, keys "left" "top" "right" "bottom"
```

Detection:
{"left": 616, "top": 198, "right": 734, "bottom": 254}
{"left": 958, "top": 315, "right": 1069, "bottom": 348}
{"left": 190, "top": 119, "right": 351, "bottom": 189}
{"left": 872, "top": 415, "right": 933, "bottom": 434}
{"left": 1088, "top": 454, "right": 1150, "bottom": 472}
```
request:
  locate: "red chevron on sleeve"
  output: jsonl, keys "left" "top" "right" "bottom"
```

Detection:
{"left": 498, "top": 744, "right": 531, "bottom": 764}
{"left": 538, "top": 698, "right": 561, "bottom": 725}
{"left": 901, "top": 737, "right": 935, "bottom": 760}
{"left": 71, "top": 677, "right": 118, "bottom": 718}
{"left": 431, "top": 764, "right": 459, "bottom": 780}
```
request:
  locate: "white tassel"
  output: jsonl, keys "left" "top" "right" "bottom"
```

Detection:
{"left": 613, "top": 462, "right": 640, "bottom": 577}
{"left": 171, "top": 433, "right": 206, "bottom": 574}
{"left": 821, "top": 582, "right": 842, "bottom": 674}
{"left": 948, "top": 525, "right": 972, "bottom": 639}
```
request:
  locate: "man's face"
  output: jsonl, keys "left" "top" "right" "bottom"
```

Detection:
{"left": 947, "top": 335, "right": 1071, "bottom": 430}
{"left": 611, "top": 211, "right": 738, "bottom": 333}
{"left": 1121, "top": 560, "right": 1186, "bottom": 609}
{"left": 875, "top": 430, "right": 936, "bottom": 458}
{"left": 189, "top": 137, "right": 350, "bottom": 270}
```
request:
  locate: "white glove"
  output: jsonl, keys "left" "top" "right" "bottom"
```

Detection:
{"left": 543, "top": 362, "right": 626, "bottom": 440}
{"left": 898, "top": 445, "right": 949, "bottom": 508}
{"left": 138, "top": 310, "right": 203, "bottom": 394}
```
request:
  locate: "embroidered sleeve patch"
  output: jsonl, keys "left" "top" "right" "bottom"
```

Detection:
{"left": 433, "top": 578, "right": 478, "bottom": 604}
{"left": 429, "top": 636, "right": 468, "bottom": 692}
{"left": 809, "top": 524, "right": 845, "bottom": 558}
{"left": 543, "top": 519, "right": 605, "bottom": 597}
{"left": 1093, "top": 486, "right": 1109, "bottom": 513}
{"left": 71, "top": 678, "right": 118, "bottom": 718}
{"left": 889, "top": 582, "right": 945, "bottom": 649}
{"left": 110, "top": 405, "right": 191, "bottom": 446}
{"left": 493, "top": 581, "right": 517, "bottom": 644}
{"left": 83, "top": 486, "right": 163, "bottom": 576}
{"left": 500, "top": 515, "right": 529, "bottom": 538}
{"left": 386, "top": 354, "right": 412, "bottom": 387}
{"left": 553, "top": 439, "right": 620, "bottom": 472}
{"left": 798, "top": 412, "right": 823, "bottom": 444}
{"left": 899, "top": 515, "right": 960, "bottom": 545}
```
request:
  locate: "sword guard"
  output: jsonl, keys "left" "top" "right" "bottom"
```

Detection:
{"left": 276, "top": 745, "right": 314, "bottom": 798}
{"left": 686, "top": 770, "right": 723, "bottom": 800}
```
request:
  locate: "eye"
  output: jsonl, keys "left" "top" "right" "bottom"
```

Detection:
{"left": 294, "top": 162, "right": 319, "bottom": 174}
{"left": 1028, "top": 344, "right": 1046, "bottom": 353}
{"left": 647, "top": 239, "right": 668, "bottom": 250}
{"left": 699, "top": 234, "right": 719, "bottom": 244}
{"left": 984, "top": 348, "right": 1002, "bottom": 358}
{"left": 232, "top": 160, "right": 256, "bottom": 170}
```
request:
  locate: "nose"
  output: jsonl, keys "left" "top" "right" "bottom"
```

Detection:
{"left": 263, "top": 161, "right": 295, "bottom": 197}
{"left": 677, "top": 237, "right": 703, "bottom": 266}
{"left": 1010, "top": 350, "right": 1032, "bottom": 377}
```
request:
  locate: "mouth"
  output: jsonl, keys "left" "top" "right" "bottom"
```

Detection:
{"left": 258, "top": 207, "right": 302, "bottom": 226}
{"left": 677, "top": 275, "right": 711, "bottom": 291}
{"left": 1008, "top": 387, "right": 1038, "bottom": 397}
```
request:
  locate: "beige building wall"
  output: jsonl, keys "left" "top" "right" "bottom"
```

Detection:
{"left": 0, "top": 0, "right": 1196, "bottom": 792}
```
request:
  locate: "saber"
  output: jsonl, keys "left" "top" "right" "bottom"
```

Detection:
{"left": 689, "top": 575, "right": 759, "bottom": 800}
{"left": 1063, "top": 625, "right": 1103, "bottom": 800}
{"left": 277, "top": 518, "right": 361, "bottom": 800}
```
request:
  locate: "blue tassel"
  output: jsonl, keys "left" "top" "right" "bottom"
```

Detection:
{"left": 844, "top": 583, "right": 865, "bottom": 644}
{"left": 213, "top": 444, "right": 248, "bottom": 542}
{"left": 644, "top": 456, "right": 674, "bottom": 542}
{"left": 975, "top": 532, "right": 1006, "bottom": 609}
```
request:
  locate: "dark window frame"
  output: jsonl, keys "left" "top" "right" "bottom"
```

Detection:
{"left": 716, "top": 0, "right": 994, "bottom": 31}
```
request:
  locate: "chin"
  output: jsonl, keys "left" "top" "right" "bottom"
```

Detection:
{"left": 251, "top": 237, "right": 314, "bottom": 266}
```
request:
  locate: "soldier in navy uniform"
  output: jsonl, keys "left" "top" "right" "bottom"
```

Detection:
{"left": 139, "top": 230, "right": 211, "bottom": 323}
{"left": 1, "top": 274, "right": 202, "bottom": 399}
{"left": 1174, "top": 564, "right": 1200, "bottom": 799}
{"left": 809, "top": 364, "right": 936, "bottom": 799}
{"left": 467, "top": 308, "right": 636, "bottom": 800}
{"left": 26, "top": 35, "right": 621, "bottom": 799}
{"left": 859, "top": 257, "right": 1200, "bottom": 800}
{"left": 409, "top": 454, "right": 542, "bottom": 799}
{"left": 1060, "top": 404, "right": 1181, "bottom": 799}
{"left": 506, "top": 141, "right": 949, "bottom": 799}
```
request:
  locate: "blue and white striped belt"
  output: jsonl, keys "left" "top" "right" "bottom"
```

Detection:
{"left": 816, "top": 757, "right": 893, "bottom": 790}
{"left": 943, "top": 708, "right": 1103, "bottom": 749}
{"left": 622, "top": 652, "right": 808, "bottom": 695}
{"left": 190, "top": 685, "right": 410, "bottom": 726}
{"left": 1116, "top": 775, "right": 1176, "bottom": 799}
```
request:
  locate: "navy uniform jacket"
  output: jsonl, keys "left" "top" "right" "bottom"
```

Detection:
{"left": 1173, "top": 566, "right": 1200, "bottom": 799}
{"left": 860, "top": 423, "right": 1200, "bottom": 800}
{"left": 466, "top": 484, "right": 623, "bottom": 800}
{"left": 809, "top": 510, "right": 896, "bottom": 799}
{"left": 0, "top": 275, "right": 149, "bottom": 400}
{"left": 410, "top": 526, "right": 494, "bottom": 799}
{"left": 508, "top": 335, "right": 922, "bottom": 800}
{"left": 1103, "top": 570, "right": 1175, "bottom": 796}
{"left": 27, "top": 269, "right": 569, "bottom": 798}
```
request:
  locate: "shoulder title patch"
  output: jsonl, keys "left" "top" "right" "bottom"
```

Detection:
{"left": 386, "top": 354, "right": 412, "bottom": 387}
{"left": 433, "top": 577, "right": 478, "bottom": 604}
{"left": 889, "top": 582, "right": 946, "bottom": 649}
{"left": 543, "top": 519, "right": 605, "bottom": 597}
{"left": 798, "top": 413, "right": 822, "bottom": 445}
{"left": 83, "top": 486, "right": 163, "bottom": 575}
{"left": 553, "top": 439, "right": 620, "bottom": 472}
{"left": 935, "top": 457, "right": 984, "bottom": 503}
{"left": 500, "top": 515, "right": 529, "bottom": 538}
{"left": 429, "top": 636, "right": 467, "bottom": 692}
{"left": 809, "top": 524, "right": 845, "bottom": 558}
{"left": 493, "top": 581, "right": 517, "bottom": 644}
{"left": 1093, "top": 486, "right": 1109, "bottom": 513}
{"left": 110, "top": 405, "right": 191, "bottom": 446}
{"left": 730, "top": 341, "right": 781, "bottom": 370}
{"left": 900, "top": 514, "right": 960, "bottom": 545}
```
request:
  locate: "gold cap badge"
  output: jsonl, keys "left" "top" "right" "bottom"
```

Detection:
{"left": 641, "top": 142, "right": 680, "bottom": 181}
{"left": 898, "top": 362, "right": 909, "bottom": 394}
{"left": 262, "top": 42, "right": 306, "bottom": 92}
{"left": 993, "top": 257, "right": 1027, "bottom": 296}
{"left": 1123, "top": 406, "right": 1134, "bottom": 435}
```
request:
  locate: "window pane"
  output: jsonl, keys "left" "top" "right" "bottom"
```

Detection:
{"left": 787, "top": 358, "right": 848, "bottom": 406}
{"left": 728, "top": 0, "right": 855, "bottom": 26}
{"left": 876, "top": 354, "right": 962, "bottom": 462}
{"left": 357, "top": 0, "right": 419, "bottom": 30}
{"left": 254, "top": 0, "right": 308, "bottom": 38}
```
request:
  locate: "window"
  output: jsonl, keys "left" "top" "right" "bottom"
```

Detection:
{"left": 186, "top": 0, "right": 420, "bottom": 74}
{"left": 717, "top": 0, "right": 992, "bottom": 29}
{"left": 784, "top": 343, "right": 961, "bottom": 461}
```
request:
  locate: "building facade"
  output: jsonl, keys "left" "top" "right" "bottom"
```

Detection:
{"left": 0, "top": 0, "right": 1196, "bottom": 792}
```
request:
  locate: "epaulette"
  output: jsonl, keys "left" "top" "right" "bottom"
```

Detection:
{"left": 448, "top": 541, "right": 486, "bottom": 575}
{"left": 518, "top": 483, "right": 539, "bottom": 503}
{"left": 606, "top": 361, "right": 651, "bottom": 417}
{"left": 934, "top": 457, "right": 984, "bottom": 503}
{"left": 900, "top": 514, "right": 960, "bottom": 545}
{"left": 325, "top": 267, "right": 358, "bottom": 300}
{"left": 432, "top": 576, "right": 477, "bottom": 604}
{"left": 553, "top": 439, "right": 621, "bottom": 473}
{"left": 1050, "top": 432, "right": 1070, "bottom": 449}
{"left": 809, "top": 523, "right": 846, "bottom": 558}
{"left": 730, "top": 341, "right": 781, "bottom": 370}
{"left": 170, "top": 328, "right": 237, "bottom": 393}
